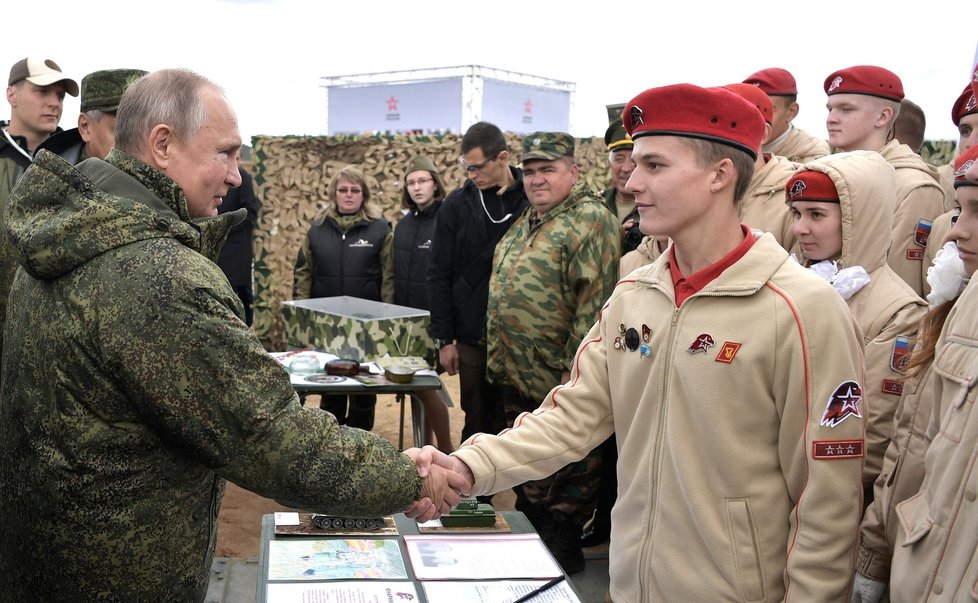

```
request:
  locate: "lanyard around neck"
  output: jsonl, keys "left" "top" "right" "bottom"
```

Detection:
{"left": 478, "top": 188, "right": 512, "bottom": 224}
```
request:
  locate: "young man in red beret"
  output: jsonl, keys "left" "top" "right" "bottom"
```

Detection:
{"left": 412, "top": 83, "right": 866, "bottom": 602}
{"left": 743, "top": 67, "right": 830, "bottom": 163}
{"left": 824, "top": 64, "right": 945, "bottom": 298}
{"left": 723, "top": 82, "right": 801, "bottom": 251}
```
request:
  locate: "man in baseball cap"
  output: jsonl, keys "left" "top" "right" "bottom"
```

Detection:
{"left": 824, "top": 64, "right": 944, "bottom": 298}
{"left": 416, "top": 83, "right": 865, "bottom": 601}
{"left": 4, "top": 57, "right": 78, "bottom": 156}
{"left": 485, "top": 130, "right": 619, "bottom": 574}
{"left": 4, "top": 58, "right": 78, "bottom": 158}
{"left": 38, "top": 68, "right": 147, "bottom": 163}
{"left": 0, "top": 57, "right": 79, "bottom": 356}
{"left": 743, "top": 67, "right": 830, "bottom": 162}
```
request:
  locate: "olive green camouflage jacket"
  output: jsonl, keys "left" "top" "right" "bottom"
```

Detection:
{"left": 487, "top": 184, "right": 621, "bottom": 401}
{"left": 0, "top": 150, "right": 421, "bottom": 602}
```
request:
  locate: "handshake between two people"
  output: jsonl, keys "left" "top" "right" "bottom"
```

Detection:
{"left": 401, "top": 445, "right": 476, "bottom": 523}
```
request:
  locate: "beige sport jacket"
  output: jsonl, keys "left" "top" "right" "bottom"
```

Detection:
{"left": 455, "top": 233, "right": 866, "bottom": 602}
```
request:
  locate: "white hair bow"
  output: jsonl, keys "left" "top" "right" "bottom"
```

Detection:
{"left": 926, "top": 241, "right": 969, "bottom": 307}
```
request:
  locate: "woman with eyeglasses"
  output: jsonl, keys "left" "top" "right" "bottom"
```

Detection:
{"left": 294, "top": 165, "right": 393, "bottom": 430}
{"left": 392, "top": 156, "right": 454, "bottom": 452}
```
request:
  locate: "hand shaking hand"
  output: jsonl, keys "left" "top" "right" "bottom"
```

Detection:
{"left": 402, "top": 446, "right": 474, "bottom": 522}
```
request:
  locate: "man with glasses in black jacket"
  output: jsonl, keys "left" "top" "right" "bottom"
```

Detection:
{"left": 427, "top": 121, "right": 527, "bottom": 452}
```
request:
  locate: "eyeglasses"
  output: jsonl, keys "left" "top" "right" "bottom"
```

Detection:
{"left": 337, "top": 187, "right": 362, "bottom": 195}
{"left": 459, "top": 153, "right": 500, "bottom": 173}
{"left": 406, "top": 177, "right": 433, "bottom": 188}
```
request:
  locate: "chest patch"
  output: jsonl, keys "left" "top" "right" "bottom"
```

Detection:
{"left": 715, "top": 341, "right": 741, "bottom": 363}
{"left": 687, "top": 333, "right": 716, "bottom": 354}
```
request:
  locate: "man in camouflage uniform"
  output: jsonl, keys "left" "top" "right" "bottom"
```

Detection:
{"left": 485, "top": 132, "right": 620, "bottom": 573}
{"left": 37, "top": 68, "right": 147, "bottom": 163}
{"left": 602, "top": 119, "right": 642, "bottom": 254}
{"left": 0, "top": 69, "right": 463, "bottom": 602}
{"left": 0, "top": 57, "right": 78, "bottom": 359}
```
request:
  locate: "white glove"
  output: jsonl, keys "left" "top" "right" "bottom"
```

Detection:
{"left": 850, "top": 571, "right": 887, "bottom": 603}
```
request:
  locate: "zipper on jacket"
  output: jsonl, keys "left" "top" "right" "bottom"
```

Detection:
{"left": 639, "top": 303, "right": 682, "bottom": 599}
{"left": 340, "top": 231, "right": 346, "bottom": 298}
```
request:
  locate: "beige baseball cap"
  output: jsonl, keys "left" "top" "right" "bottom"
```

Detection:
{"left": 8, "top": 58, "right": 79, "bottom": 96}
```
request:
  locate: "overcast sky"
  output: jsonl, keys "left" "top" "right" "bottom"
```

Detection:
{"left": 6, "top": 0, "right": 975, "bottom": 146}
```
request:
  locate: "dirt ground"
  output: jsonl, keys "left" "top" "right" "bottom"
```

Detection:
{"left": 214, "top": 373, "right": 515, "bottom": 557}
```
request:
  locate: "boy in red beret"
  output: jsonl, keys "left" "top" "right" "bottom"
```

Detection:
{"left": 743, "top": 67, "right": 830, "bottom": 162}
{"left": 723, "top": 82, "right": 802, "bottom": 251}
{"left": 824, "top": 64, "right": 945, "bottom": 298}
{"left": 412, "top": 83, "right": 866, "bottom": 602}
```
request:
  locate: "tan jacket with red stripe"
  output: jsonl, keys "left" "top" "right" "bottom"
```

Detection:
{"left": 793, "top": 151, "right": 927, "bottom": 491}
{"left": 454, "top": 232, "right": 866, "bottom": 602}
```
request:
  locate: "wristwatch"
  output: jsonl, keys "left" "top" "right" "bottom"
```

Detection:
{"left": 433, "top": 338, "right": 452, "bottom": 350}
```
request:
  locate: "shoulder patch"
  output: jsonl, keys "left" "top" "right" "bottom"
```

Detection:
{"left": 914, "top": 218, "right": 933, "bottom": 247}
{"left": 820, "top": 380, "right": 863, "bottom": 428}
{"left": 890, "top": 336, "right": 912, "bottom": 373}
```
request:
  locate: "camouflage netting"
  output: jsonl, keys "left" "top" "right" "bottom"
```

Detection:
{"left": 249, "top": 133, "right": 610, "bottom": 351}
{"left": 249, "top": 133, "right": 958, "bottom": 351}
{"left": 920, "top": 139, "right": 956, "bottom": 167}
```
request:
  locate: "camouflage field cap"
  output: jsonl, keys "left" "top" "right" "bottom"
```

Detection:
{"left": 521, "top": 131, "right": 575, "bottom": 162}
{"left": 80, "top": 68, "right": 148, "bottom": 112}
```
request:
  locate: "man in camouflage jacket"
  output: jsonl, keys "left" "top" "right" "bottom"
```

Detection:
{"left": 0, "top": 69, "right": 459, "bottom": 602}
{"left": 484, "top": 132, "right": 620, "bottom": 572}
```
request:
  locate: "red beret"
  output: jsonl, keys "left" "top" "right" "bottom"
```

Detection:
{"left": 952, "top": 83, "right": 978, "bottom": 126}
{"left": 743, "top": 68, "right": 797, "bottom": 96}
{"left": 973, "top": 62, "right": 978, "bottom": 110}
{"left": 723, "top": 83, "right": 774, "bottom": 125}
{"left": 785, "top": 170, "right": 839, "bottom": 203}
{"left": 622, "top": 83, "right": 765, "bottom": 160}
{"left": 953, "top": 145, "right": 978, "bottom": 188}
{"left": 824, "top": 65, "right": 904, "bottom": 102}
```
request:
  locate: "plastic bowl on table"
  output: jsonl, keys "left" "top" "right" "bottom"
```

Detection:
{"left": 288, "top": 356, "right": 321, "bottom": 376}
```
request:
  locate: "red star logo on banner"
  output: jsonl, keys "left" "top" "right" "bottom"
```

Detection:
{"left": 524, "top": 99, "right": 533, "bottom": 114}
{"left": 387, "top": 96, "right": 398, "bottom": 112}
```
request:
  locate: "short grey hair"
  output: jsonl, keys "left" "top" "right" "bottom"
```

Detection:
{"left": 114, "top": 68, "right": 218, "bottom": 156}
{"left": 83, "top": 109, "right": 104, "bottom": 123}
